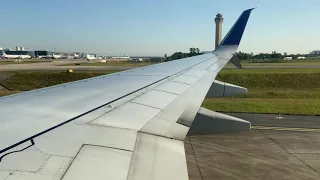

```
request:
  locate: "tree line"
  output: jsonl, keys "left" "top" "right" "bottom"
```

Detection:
{"left": 165, "top": 49, "right": 316, "bottom": 62}
{"left": 164, "top": 47, "right": 201, "bottom": 61}
{"left": 235, "top": 51, "right": 315, "bottom": 61}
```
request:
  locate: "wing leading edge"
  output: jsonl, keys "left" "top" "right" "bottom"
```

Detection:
{"left": 0, "top": 8, "right": 254, "bottom": 180}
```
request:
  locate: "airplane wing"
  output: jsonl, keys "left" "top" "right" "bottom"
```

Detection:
{"left": 0, "top": 9, "right": 254, "bottom": 180}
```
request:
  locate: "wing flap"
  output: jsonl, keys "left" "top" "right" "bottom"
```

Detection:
{"left": 188, "top": 108, "right": 251, "bottom": 135}
{"left": 127, "top": 133, "right": 189, "bottom": 180}
{"left": 62, "top": 145, "right": 132, "bottom": 180}
{"left": 206, "top": 80, "right": 247, "bottom": 98}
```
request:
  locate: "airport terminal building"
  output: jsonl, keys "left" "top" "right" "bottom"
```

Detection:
{"left": 34, "top": 51, "right": 54, "bottom": 58}
{"left": 310, "top": 50, "right": 320, "bottom": 55}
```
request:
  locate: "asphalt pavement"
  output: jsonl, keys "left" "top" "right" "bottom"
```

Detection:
{"left": 186, "top": 113, "right": 320, "bottom": 180}
{"left": 227, "top": 65, "right": 320, "bottom": 69}
{"left": 225, "top": 112, "right": 320, "bottom": 129}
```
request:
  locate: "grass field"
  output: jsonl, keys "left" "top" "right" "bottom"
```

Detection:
{"left": 65, "top": 61, "right": 157, "bottom": 67}
{"left": 0, "top": 68, "right": 319, "bottom": 115}
{"left": 203, "top": 98, "right": 320, "bottom": 115}
{"left": 221, "top": 68, "right": 320, "bottom": 73}
{"left": 225, "top": 59, "right": 320, "bottom": 68}
{"left": 212, "top": 68, "right": 320, "bottom": 115}
{"left": 217, "top": 70, "right": 320, "bottom": 88}
{"left": 0, "top": 60, "right": 48, "bottom": 65}
{"left": 0, "top": 91, "right": 21, "bottom": 97}
{"left": 237, "top": 88, "right": 320, "bottom": 99}
{"left": 1, "top": 71, "right": 116, "bottom": 91}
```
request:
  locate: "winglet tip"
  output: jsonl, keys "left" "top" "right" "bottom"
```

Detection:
{"left": 219, "top": 7, "right": 255, "bottom": 46}
{"left": 246, "top": 7, "right": 256, "bottom": 12}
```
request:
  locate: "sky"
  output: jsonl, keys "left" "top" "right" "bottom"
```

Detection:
{"left": 0, "top": 0, "right": 319, "bottom": 56}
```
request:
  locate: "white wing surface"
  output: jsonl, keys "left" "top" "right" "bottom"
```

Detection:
{"left": 0, "top": 9, "right": 254, "bottom": 180}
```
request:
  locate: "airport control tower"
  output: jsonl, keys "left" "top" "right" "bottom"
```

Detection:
{"left": 215, "top": 13, "right": 223, "bottom": 49}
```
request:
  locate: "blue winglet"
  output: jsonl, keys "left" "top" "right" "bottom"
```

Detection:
{"left": 220, "top": 8, "right": 255, "bottom": 46}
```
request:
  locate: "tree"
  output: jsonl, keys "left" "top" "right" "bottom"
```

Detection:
{"left": 188, "top": 47, "right": 201, "bottom": 57}
{"left": 235, "top": 51, "right": 252, "bottom": 61}
{"left": 167, "top": 47, "right": 204, "bottom": 61}
{"left": 250, "top": 52, "right": 254, "bottom": 60}
{"left": 189, "top": 48, "right": 194, "bottom": 54}
{"left": 196, "top": 48, "right": 200, "bottom": 54}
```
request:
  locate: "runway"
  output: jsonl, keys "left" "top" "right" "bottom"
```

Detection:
{"left": 0, "top": 60, "right": 319, "bottom": 71}
{"left": 226, "top": 112, "right": 320, "bottom": 129}
{"left": 186, "top": 113, "right": 320, "bottom": 180}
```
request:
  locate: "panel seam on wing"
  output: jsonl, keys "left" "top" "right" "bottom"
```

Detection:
{"left": 152, "top": 89, "right": 179, "bottom": 95}
{"left": 170, "top": 80, "right": 192, "bottom": 85}
{"left": 126, "top": 132, "right": 141, "bottom": 180}
{"left": 130, "top": 101, "right": 162, "bottom": 110}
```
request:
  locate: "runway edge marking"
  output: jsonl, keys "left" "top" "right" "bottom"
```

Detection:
{"left": 251, "top": 126, "right": 320, "bottom": 132}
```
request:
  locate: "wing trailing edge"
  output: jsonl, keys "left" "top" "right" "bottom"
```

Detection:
{"left": 205, "top": 80, "right": 247, "bottom": 98}
{"left": 188, "top": 108, "right": 251, "bottom": 135}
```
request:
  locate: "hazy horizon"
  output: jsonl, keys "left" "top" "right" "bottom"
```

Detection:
{"left": 1, "top": 0, "right": 319, "bottom": 56}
